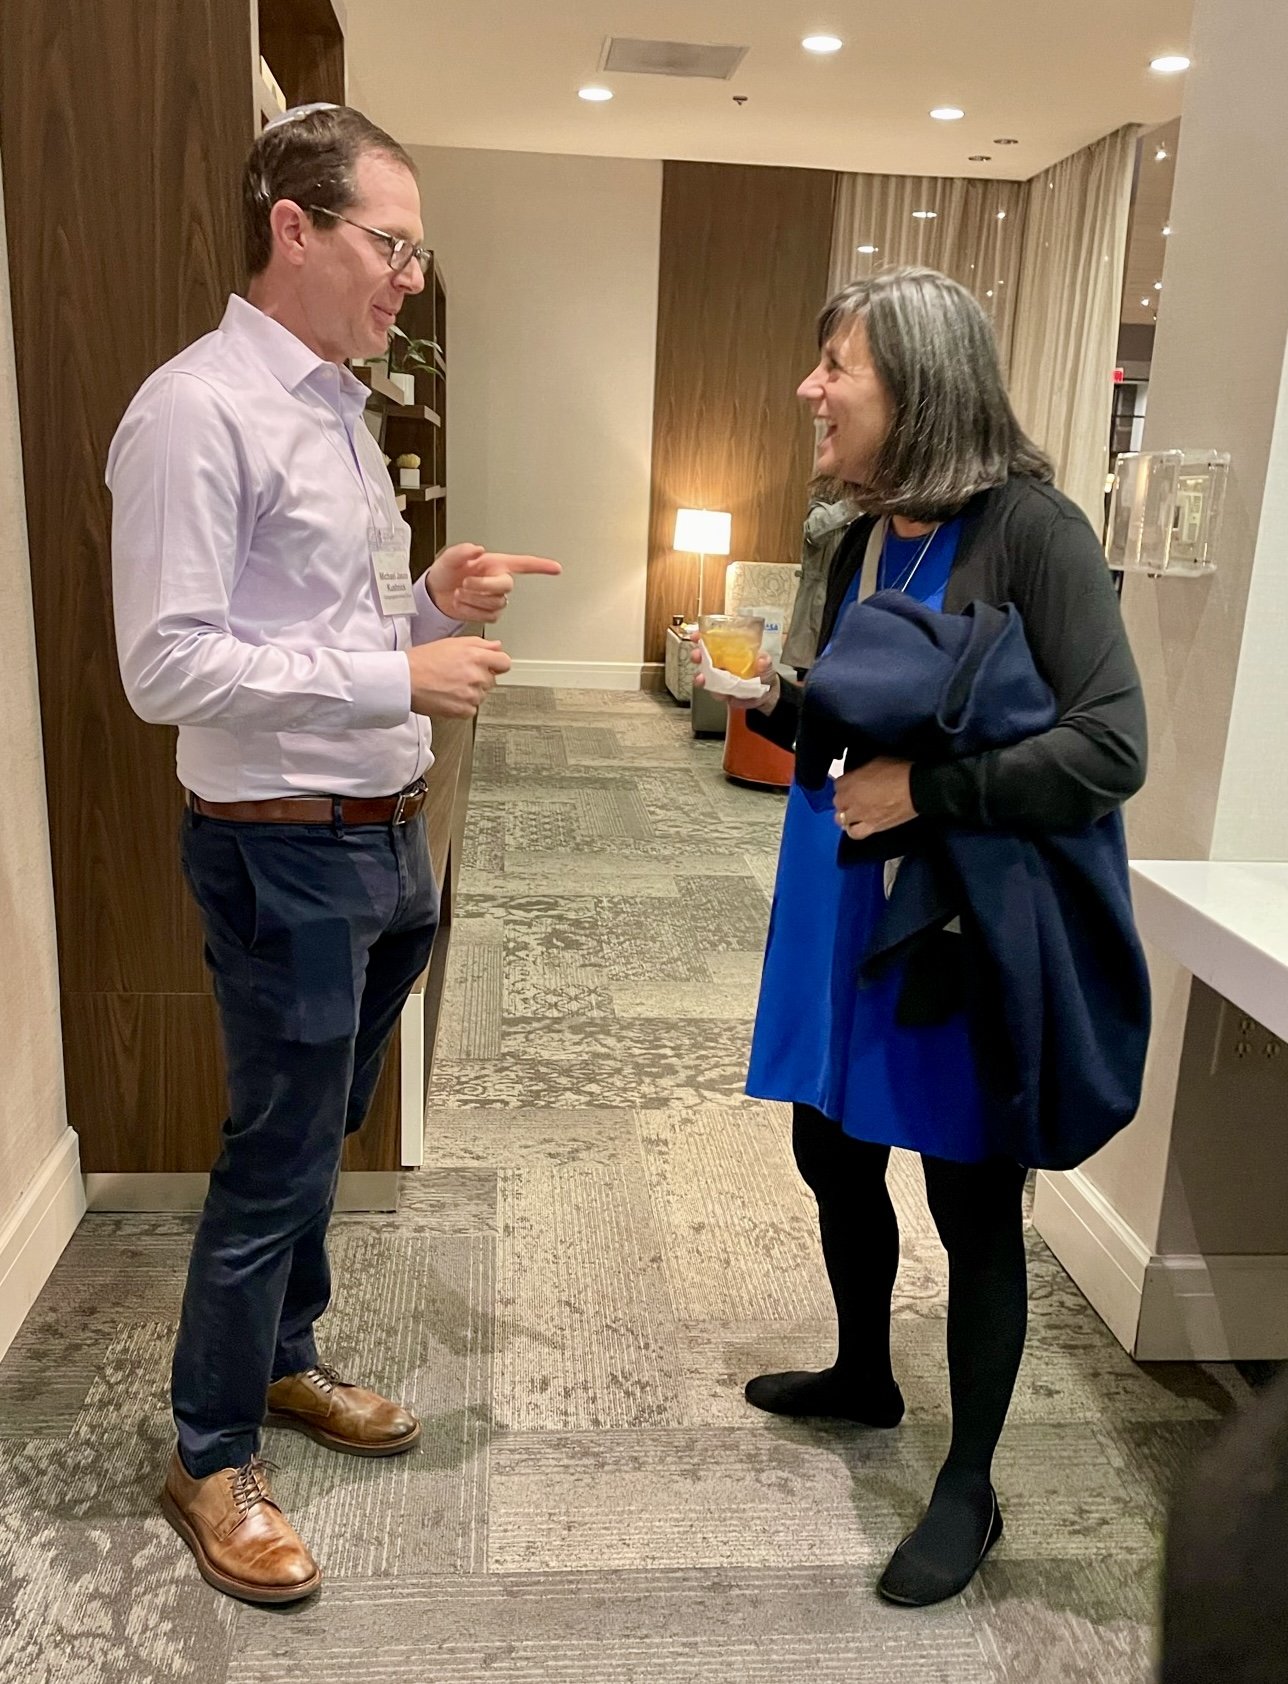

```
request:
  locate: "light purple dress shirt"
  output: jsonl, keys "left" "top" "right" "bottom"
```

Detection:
{"left": 107, "top": 294, "right": 459, "bottom": 801}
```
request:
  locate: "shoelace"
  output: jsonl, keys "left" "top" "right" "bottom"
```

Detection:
{"left": 228, "top": 1457, "right": 277, "bottom": 1516}
{"left": 305, "top": 1362, "right": 349, "bottom": 1394}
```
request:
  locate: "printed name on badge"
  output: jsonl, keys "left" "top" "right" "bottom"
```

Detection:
{"left": 371, "top": 523, "right": 415, "bottom": 616}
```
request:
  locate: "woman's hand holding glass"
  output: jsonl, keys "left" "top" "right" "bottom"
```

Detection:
{"left": 689, "top": 643, "right": 781, "bottom": 713}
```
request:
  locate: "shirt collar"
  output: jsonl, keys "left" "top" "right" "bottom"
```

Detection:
{"left": 220, "top": 295, "right": 370, "bottom": 425}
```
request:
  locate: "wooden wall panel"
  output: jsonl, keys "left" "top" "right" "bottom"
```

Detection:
{"left": 645, "top": 162, "right": 837, "bottom": 664}
{"left": 1, "top": 0, "right": 250, "bottom": 999}
{"left": 2, "top": 0, "right": 249, "bottom": 1171}
{"left": 66, "top": 992, "right": 399, "bottom": 1174}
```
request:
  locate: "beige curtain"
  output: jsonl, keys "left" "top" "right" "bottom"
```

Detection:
{"left": 830, "top": 173, "right": 1029, "bottom": 370}
{"left": 1009, "top": 126, "right": 1139, "bottom": 526}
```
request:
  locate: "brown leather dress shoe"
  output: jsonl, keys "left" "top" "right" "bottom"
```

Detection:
{"left": 160, "top": 1450, "right": 321, "bottom": 1605}
{"left": 265, "top": 1363, "right": 422, "bottom": 1457}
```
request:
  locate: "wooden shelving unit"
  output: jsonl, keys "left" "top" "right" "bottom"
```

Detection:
{"left": 353, "top": 251, "right": 454, "bottom": 1175}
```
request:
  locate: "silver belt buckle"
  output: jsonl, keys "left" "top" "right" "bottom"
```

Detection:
{"left": 392, "top": 778, "right": 426, "bottom": 825}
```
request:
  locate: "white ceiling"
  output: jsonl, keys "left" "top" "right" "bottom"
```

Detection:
{"left": 344, "top": 0, "right": 1193, "bottom": 180}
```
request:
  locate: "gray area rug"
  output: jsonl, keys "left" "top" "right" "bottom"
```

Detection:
{"left": 0, "top": 687, "right": 1246, "bottom": 1682}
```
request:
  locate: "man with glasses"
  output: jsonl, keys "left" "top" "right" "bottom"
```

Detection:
{"left": 108, "top": 104, "right": 559, "bottom": 1604}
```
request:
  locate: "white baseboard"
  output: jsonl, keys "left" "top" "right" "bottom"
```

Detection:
{"left": 1034, "top": 1168, "right": 1288, "bottom": 1360}
{"left": 1033, "top": 1168, "right": 1151, "bottom": 1352}
{"left": 497, "top": 660, "right": 647, "bottom": 691}
{"left": 0, "top": 1127, "right": 85, "bottom": 1362}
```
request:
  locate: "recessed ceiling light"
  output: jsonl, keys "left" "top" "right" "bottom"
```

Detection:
{"left": 1155, "top": 146, "right": 1169, "bottom": 161}
{"left": 993, "top": 137, "right": 1019, "bottom": 146}
{"left": 802, "top": 34, "right": 844, "bottom": 53}
{"left": 931, "top": 106, "right": 965, "bottom": 122}
{"left": 985, "top": 290, "right": 994, "bottom": 298}
{"left": 912, "top": 210, "right": 937, "bottom": 220}
{"left": 996, "top": 210, "right": 1007, "bottom": 221}
{"left": 1150, "top": 55, "right": 1191, "bottom": 74}
{"left": 856, "top": 244, "right": 879, "bottom": 253}
{"left": 1154, "top": 281, "right": 1163, "bottom": 290}
{"left": 1163, "top": 224, "right": 1172, "bottom": 236}
{"left": 1141, "top": 298, "right": 1151, "bottom": 307}
{"left": 578, "top": 85, "right": 613, "bottom": 102}
{"left": 969, "top": 154, "right": 992, "bottom": 162}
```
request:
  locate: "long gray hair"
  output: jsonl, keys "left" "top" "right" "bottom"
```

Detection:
{"left": 818, "top": 267, "right": 1052, "bottom": 519}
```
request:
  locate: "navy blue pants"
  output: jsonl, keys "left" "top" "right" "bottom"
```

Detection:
{"left": 173, "top": 808, "right": 439, "bottom": 1478}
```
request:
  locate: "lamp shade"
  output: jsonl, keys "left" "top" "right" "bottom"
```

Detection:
{"left": 673, "top": 508, "right": 732, "bottom": 556}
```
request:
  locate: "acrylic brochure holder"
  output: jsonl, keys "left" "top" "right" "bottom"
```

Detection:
{"left": 1106, "top": 449, "right": 1229, "bottom": 577}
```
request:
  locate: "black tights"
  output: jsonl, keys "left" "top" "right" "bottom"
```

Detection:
{"left": 792, "top": 1102, "right": 1029, "bottom": 1485}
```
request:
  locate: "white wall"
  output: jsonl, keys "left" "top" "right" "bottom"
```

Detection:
{"left": 0, "top": 168, "right": 81, "bottom": 1358}
{"left": 411, "top": 145, "right": 662, "bottom": 686}
{"left": 1033, "top": 0, "right": 1288, "bottom": 1358}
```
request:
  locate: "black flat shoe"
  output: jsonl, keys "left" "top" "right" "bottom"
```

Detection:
{"left": 743, "top": 1368, "right": 905, "bottom": 1428}
{"left": 877, "top": 1486, "right": 1003, "bottom": 1607}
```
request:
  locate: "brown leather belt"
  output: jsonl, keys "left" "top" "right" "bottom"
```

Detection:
{"left": 188, "top": 778, "right": 428, "bottom": 827}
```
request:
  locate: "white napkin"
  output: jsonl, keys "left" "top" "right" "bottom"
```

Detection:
{"left": 696, "top": 639, "right": 771, "bottom": 701}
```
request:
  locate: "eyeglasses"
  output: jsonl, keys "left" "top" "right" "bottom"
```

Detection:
{"left": 307, "top": 206, "right": 432, "bottom": 277}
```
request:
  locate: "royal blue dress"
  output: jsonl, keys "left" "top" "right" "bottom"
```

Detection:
{"left": 746, "top": 518, "right": 993, "bottom": 1163}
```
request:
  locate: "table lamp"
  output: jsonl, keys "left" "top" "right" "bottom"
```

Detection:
{"left": 673, "top": 508, "right": 732, "bottom": 620}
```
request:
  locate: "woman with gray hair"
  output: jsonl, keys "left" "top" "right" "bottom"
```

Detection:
{"left": 707, "top": 267, "right": 1148, "bottom": 1605}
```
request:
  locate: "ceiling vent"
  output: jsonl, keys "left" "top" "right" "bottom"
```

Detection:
{"left": 600, "top": 37, "right": 748, "bottom": 80}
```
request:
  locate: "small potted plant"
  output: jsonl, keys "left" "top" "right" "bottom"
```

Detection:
{"left": 389, "top": 325, "right": 442, "bottom": 377}
{"left": 396, "top": 453, "right": 421, "bottom": 489}
{"left": 387, "top": 326, "right": 442, "bottom": 406}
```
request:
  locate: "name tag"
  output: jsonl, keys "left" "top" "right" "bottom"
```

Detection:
{"left": 370, "top": 523, "right": 415, "bottom": 617}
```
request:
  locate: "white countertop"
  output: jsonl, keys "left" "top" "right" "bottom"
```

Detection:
{"left": 1130, "top": 860, "right": 1288, "bottom": 1040}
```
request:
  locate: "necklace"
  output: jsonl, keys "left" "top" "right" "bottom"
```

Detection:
{"left": 884, "top": 523, "right": 939, "bottom": 594}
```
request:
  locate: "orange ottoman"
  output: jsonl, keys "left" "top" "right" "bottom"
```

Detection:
{"left": 722, "top": 704, "right": 795, "bottom": 790}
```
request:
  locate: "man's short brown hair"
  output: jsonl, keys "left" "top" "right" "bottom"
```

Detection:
{"left": 242, "top": 105, "right": 416, "bottom": 276}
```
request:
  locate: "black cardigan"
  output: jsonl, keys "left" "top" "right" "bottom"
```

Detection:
{"left": 750, "top": 476, "right": 1147, "bottom": 830}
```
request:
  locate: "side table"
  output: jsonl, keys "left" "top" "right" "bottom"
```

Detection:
{"left": 664, "top": 625, "right": 694, "bottom": 704}
{"left": 664, "top": 625, "right": 727, "bottom": 737}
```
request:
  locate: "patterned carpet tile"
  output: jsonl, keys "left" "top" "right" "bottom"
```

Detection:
{"left": 0, "top": 1229, "right": 193, "bottom": 1444}
{"left": 502, "top": 957, "right": 613, "bottom": 1023}
{"left": 271, "top": 1229, "right": 494, "bottom": 1578}
{"left": 636, "top": 1105, "right": 833, "bottom": 1324}
{"left": 460, "top": 804, "right": 505, "bottom": 874}
{"left": 1096, "top": 1418, "right": 1226, "bottom": 1530}
{"left": 437, "top": 943, "right": 505, "bottom": 1059}
{"left": 228, "top": 1567, "right": 994, "bottom": 1683}
{"left": 385, "top": 1167, "right": 499, "bottom": 1235}
{"left": 478, "top": 686, "right": 558, "bottom": 719}
{"left": 970, "top": 1558, "right": 1161, "bottom": 1684}
{"left": 430, "top": 1020, "right": 756, "bottom": 1111}
{"left": 493, "top": 1160, "right": 684, "bottom": 1432}
{"left": 484, "top": 1424, "right": 912, "bottom": 1573}
{"left": 608, "top": 980, "right": 755, "bottom": 1021}
{"left": 476, "top": 853, "right": 762, "bottom": 899}
{"left": 0, "top": 1469, "right": 237, "bottom": 1684}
